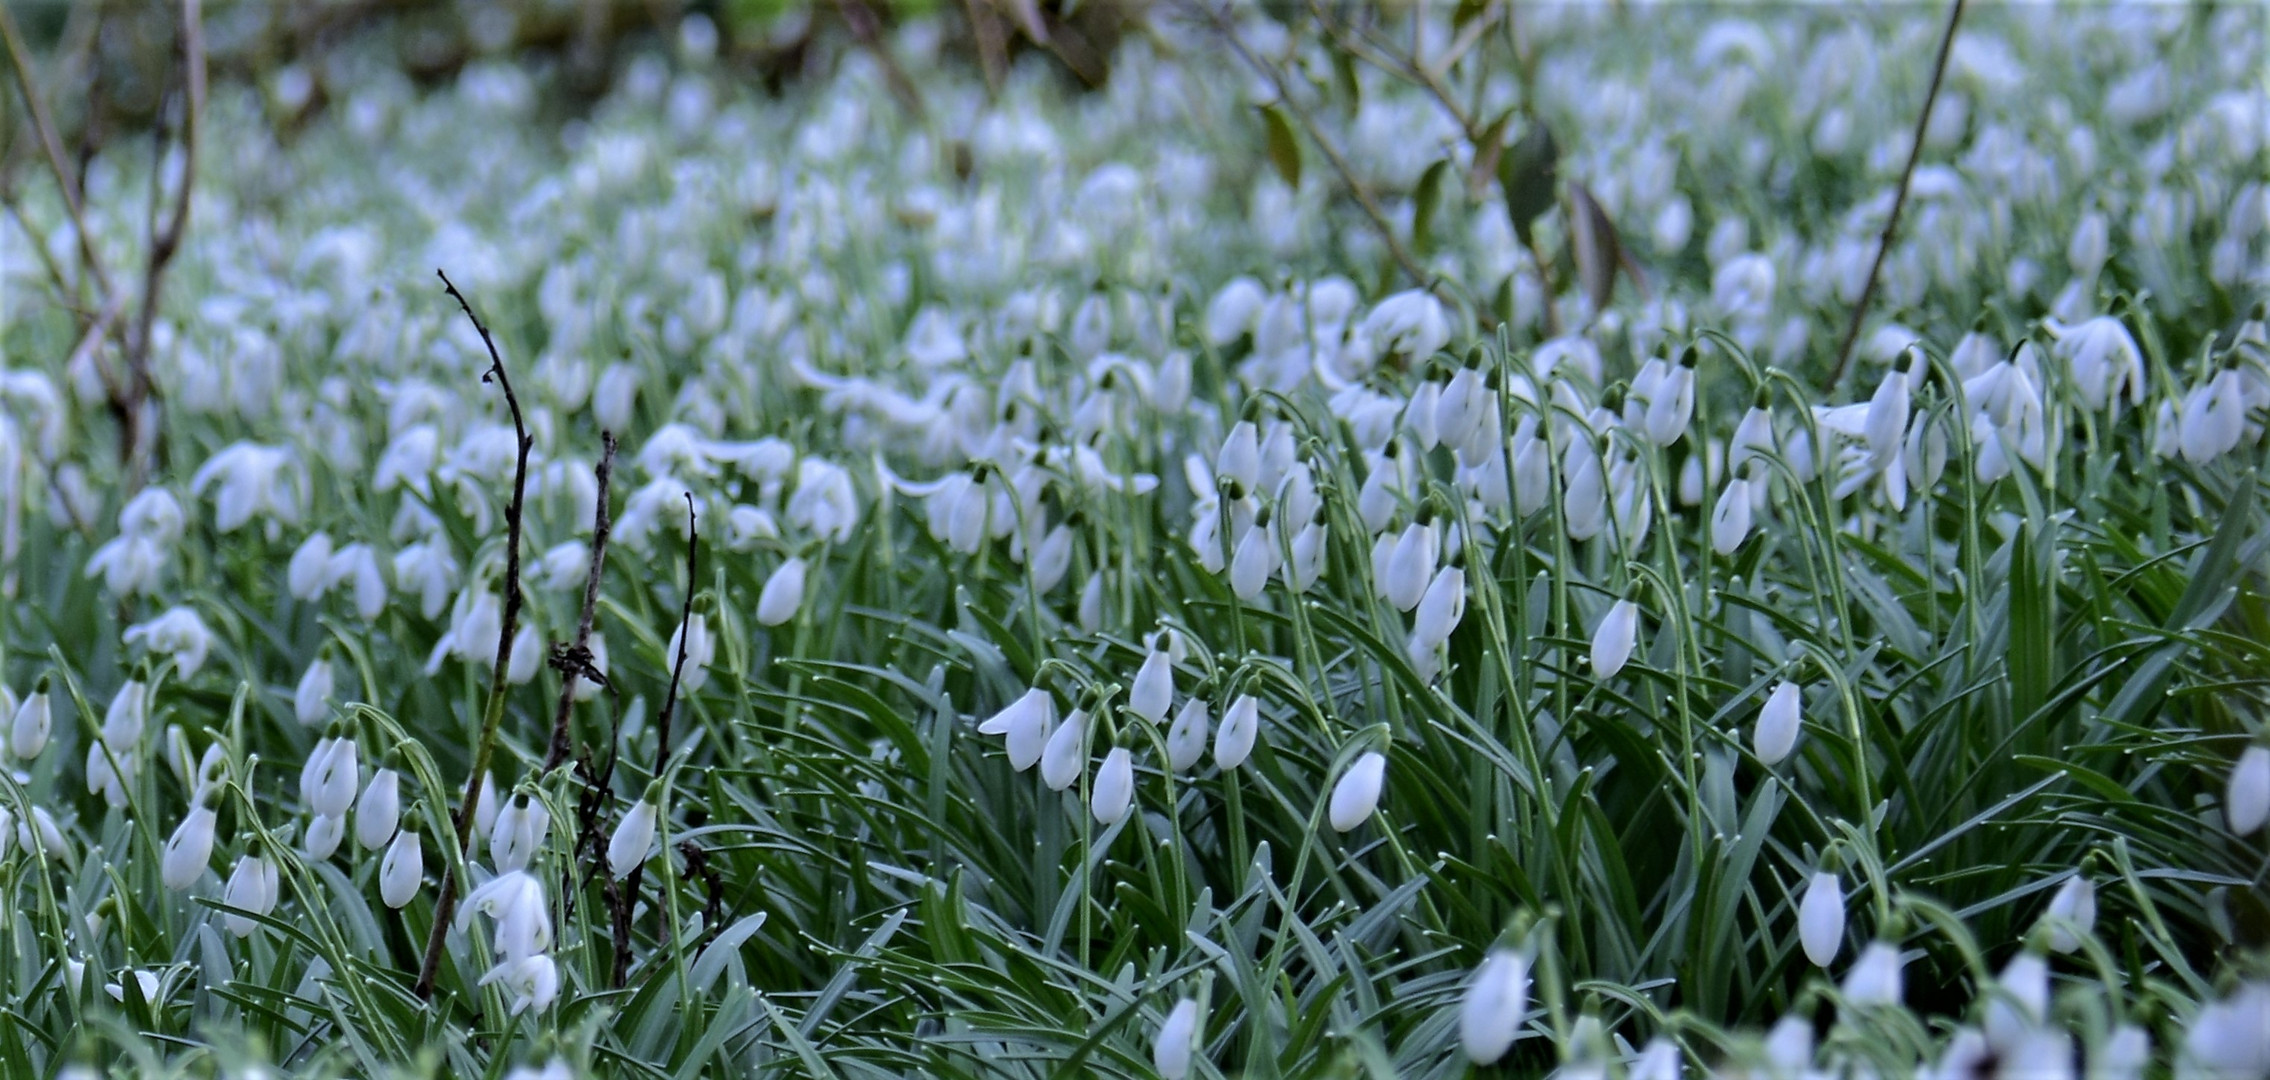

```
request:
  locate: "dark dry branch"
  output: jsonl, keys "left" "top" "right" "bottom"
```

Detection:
{"left": 545, "top": 431, "right": 618, "bottom": 772}
{"left": 611, "top": 495, "right": 698, "bottom": 987}
{"left": 1202, "top": 1, "right": 1441, "bottom": 302}
{"left": 416, "top": 267, "right": 537, "bottom": 1001}
{"left": 121, "top": 0, "right": 207, "bottom": 489}
{"left": 1826, "top": 0, "right": 1966, "bottom": 391}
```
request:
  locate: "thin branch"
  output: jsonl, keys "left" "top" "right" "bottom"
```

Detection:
{"left": 612, "top": 499, "right": 699, "bottom": 988}
{"left": 1826, "top": 0, "right": 1965, "bottom": 391}
{"left": 544, "top": 431, "right": 618, "bottom": 772}
{"left": 0, "top": 0, "right": 111, "bottom": 296}
{"left": 1202, "top": 2, "right": 1443, "bottom": 302}
{"left": 121, "top": 0, "right": 206, "bottom": 489}
{"left": 416, "top": 268, "right": 536, "bottom": 1001}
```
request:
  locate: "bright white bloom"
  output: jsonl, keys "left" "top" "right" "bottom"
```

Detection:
{"left": 380, "top": 829, "right": 423, "bottom": 908}
{"left": 1383, "top": 522, "right": 1437, "bottom": 612}
{"left": 1216, "top": 694, "right": 1260, "bottom": 770}
{"left": 1591, "top": 600, "right": 1639, "bottom": 679}
{"left": 2043, "top": 875, "right": 2097, "bottom": 953}
{"left": 1166, "top": 698, "right": 1209, "bottom": 772}
{"left": 1128, "top": 649, "right": 1173, "bottom": 723}
{"left": 1629, "top": 1038, "right": 1681, "bottom": 1080}
{"left": 757, "top": 556, "right": 808, "bottom": 626}
{"left": 190, "top": 442, "right": 301, "bottom": 532}
{"left": 10, "top": 685, "right": 51, "bottom": 759}
{"left": 161, "top": 804, "right": 218, "bottom": 890}
{"left": 1154, "top": 997, "right": 1202, "bottom": 1080}
{"left": 481, "top": 952, "right": 560, "bottom": 1016}
{"left": 667, "top": 614, "right": 716, "bottom": 692}
{"left": 103, "top": 681, "right": 148, "bottom": 752}
{"left": 608, "top": 798, "right": 659, "bottom": 879}
{"left": 304, "top": 811, "right": 345, "bottom": 860}
{"left": 1754, "top": 682, "right": 1802, "bottom": 765}
{"left": 289, "top": 531, "right": 335, "bottom": 599}
{"left": 222, "top": 854, "right": 279, "bottom": 937}
{"left": 1412, "top": 565, "right": 1466, "bottom": 651}
{"left": 1040, "top": 708, "right": 1088, "bottom": 791}
{"left": 978, "top": 689, "right": 1055, "bottom": 772}
{"left": 1799, "top": 871, "right": 1843, "bottom": 966}
{"left": 295, "top": 658, "right": 334, "bottom": 726}
{"left": 355, "top": 768, "right": 400, "bottom": 850}
{"left": 123, "top": 606, "right": 214, "bottom": 678}
{"left": 2229, "top": 746, "right": 2270, "bottom": 834}
{"left": 1091, "top": 747, "right": 1135, "bottom": 825}
{"left": 1228, "top": 520, "right": 1276, "bottom": 600}
{"left": 1711, "top": 475, "right": 1754, "bottom": 555}
{"left": 1460, "top": 947, "right": 1531, "bottom": 1065}
{"left": 1983, "top": 951, "right": 2049, "bottom": 1053}
{"left": 1841, "top": 941, "right": 1903, "bottom": 1005}
{"left": 1216, "top": 421, "right": 1260, "bottom": 495}
{"left": 2183, "top": 981, "right": 2270, "bottom": 1078}
{"left": 1358, "top": 289, "right": 1450, "bottom": 365}
{"left": 460, "top": 869, "right": 552, "bottom": 959}
{"left": 1327, "top": 751, "right": 1386, "bottom": 832}
{"left": 308, "top": 737, "right": 359, "bottom": 818}
{"left": 2048, "top": 316, "right": 2145, "bottom": 413}
{"left": 490, "top": 795, "right": 551, "bottom": 873}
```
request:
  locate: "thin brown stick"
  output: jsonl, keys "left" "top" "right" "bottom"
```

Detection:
{"left": 611, "top": 499, "right": 699, "bottom": 987}
{"left": 120, "top": 0, "right": 205, "bottom": 489}
{"left": 415, "top": 268, "right": 536, "bottom": 1001}
{"left": 0, "top": 0, "right": 111, "bottom": 296}
{"left": 1825, "top": 0, "right": 1965, "bottom": 391}
{"left": 544, "top": 431, "right": 618, "bottom": 771}
{"left": 1203, "top": 2, "right": 1442, "bottom": 302}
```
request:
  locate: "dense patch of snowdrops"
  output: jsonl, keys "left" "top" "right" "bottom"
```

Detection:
{"left": 0, "top": 3, "right": 2267, "bottom": 1076}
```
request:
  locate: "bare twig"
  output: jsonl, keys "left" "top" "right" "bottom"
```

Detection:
{"left": 0, "top": 0, "right": 112, "bottom": 296}
{"left": 416, "top": 268, "right": 536, "bottom": 1001}
{"left": 1826, "top": 0, "right": 1965, "bottom": 391}
{"left": 544, "top": 431, "right": 618, "bottom": 772}
{"left": 120, "top": 0, "right": 206, "bottom": 489}
{"left": 611, "top": 498, "right": 698, "bottom": 987}
{"left": 1203, "top": 2, "right": 1443, "bottom": 302}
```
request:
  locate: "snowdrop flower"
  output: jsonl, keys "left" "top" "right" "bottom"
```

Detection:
{"left": 1644, "top": 354, "right": 1697, "bottom": 446}
{"left": 1216, "top": 421, "right": 1260, "bottom": 496}
{"left": 490, "top": 794, "right": 551, "bottom": 872}
{"left": 2183, "top": 981, "right": 2270, "bottom": 1077}
{"left": 1228, "top": 517, "right": 1277, "bottom": 600}
{"left": 1359, "top": 289, "right": 1450, "bottom": 366}
{"left": 1629, "top": 1038, "right": 1681, "bottom": 1080}
{"left": 1078, "top": 572, "right": 1105, "bottom": 633}
{"left": 1154, "top": 997, "right": 1202, "bottom": 1080}
{"left": 667, "top": 613, "right": 715, "bottom": 692}
{"left": 304, "top": 812, "right": 345, "bottom": 860}
{"left": 1216, "top": 694, "right": 1260, "bottom": 770}
{"left": 1841, "top": 941, "right": 1903, "bottom": 1005}
{"left": 977, "top": 689, "right": 1055, "bottom": 772}
{"left": 102, "top": 680, "right": 148, "bottom": 752}
{"left": 1040, "top": 708, "right": 1088, "bottom": 791}
{"left": 1753, "top": 681, "right": 1802, "bottom": 765}
{"left": 1590, "top": 600, "right": 1639, "bottom": 679}
{"left": 1711, "top": 475, "right": 1755, "bottom": 555}
{"left": 295, "top": 658, "right": 334, "bottom": 727}
{"left": 1092, "top": 747, "right": 1135, "bottom": 825}
{"left": 289, "top": 531, "right": 335, "bottom": 599}
{"left": 380, "top": 828, "right": 423, "bottom": 908}
{"left": 86, "top": 742, "right": 130, "bottom": 807}
{"left": 122, "top": 606, "right": 214, "bottom": 677}
{"left": 222, "top": 852, "right": 279, "bottom": 937}
{"left": 592, "top": 362, "right": 639, "bottom": 433}
{"left": 1983, "top": 952, "right": 2050, "bottom": 1053}
{"left": 1437, "top": 368, "right": 1489, "bottom": 452}
{"left": 394, "top": 540, "right": 459, "bottom": 621}
{"left": 161, "top": 802, "right": 218, "bottom": 890}
{"left": 355, "top": 767, "right": 401, "bottom": 850}
{"left": 2180, "top": 367, "right": 2248, "bottom": 464}
{"left": 191, "top": 442, "right": 301, "bottom": 533}
{"left": 1382, "top": 521, "right": 1437, "bottom": 612}
{"left": 2048, "top": 316, "right": 2144, "bottom": 413}
{"left": 1562, "top": 441, "right": 1608, "bottom": 541}
{"left": 787, "top": 458, "right": 860, "bottom": 543}
{"left": 1460, "top": 947, "right": 1531, "bottom": 1065}
{"left": 10, "top": 681, "right": 50, "bottom": 759}
{"left": 308, "top": 736, "right": 359, "bottom": 818}
{"left": 608, "top": 794, "right": 659, "bottom": 879}
{"left": 1128, "top": 649, "right": 1173, "bottom": 723}
{"left": 327, "top": 543, "right": 389, "bottom": 621}
{"left": 1327, "top": 750, "right": 1386, "bottom": 832}
{"left": 86, "top": 489, "right": 184, "bottom": 596}
{"left": 2042, "top": 875, "right": 2097, "bottom": 953}
{"left": 757, "top": 556, "right": 808, "bottom": 626}
{"left": 538, "top": 541, "right": 589, "bottom": 591}
{"left": 1411, "top": 565, "right": 1466, "bottom": 651}
{"left": 481, "top": 952, "right": 560, "bottom": 1016}
{"left": 1799, "top": 871, "right": 1843, "bottom": 966}
{"left": 506, "top": 625, "right": 542, "bottom": 685}
{"left": 1030, "top": 523, "right": 1074, "bottom": 593}
{"left": 2227, "top": 745, "right": 2269, "bottom": 834}
{"left": 106, "top": 969, "right": 166, "bottom": 1005}
{"left": 1166, "top": 698, "right": 1209, "bottom": 772}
